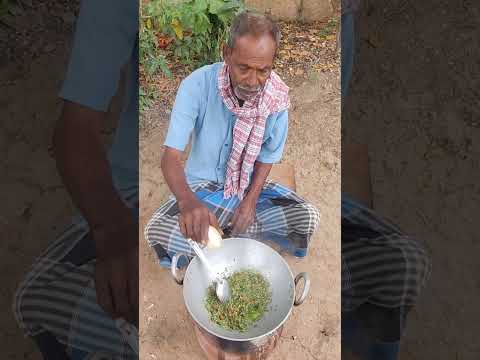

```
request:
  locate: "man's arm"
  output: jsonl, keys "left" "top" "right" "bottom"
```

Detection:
{"left": 246, "top": 109, "right": 289, "bottom": 204}
{"left": 161, "top": 147, "right": 197, "bottom": 207}
{"left": 161, "top": 147, "right": 220, "bottom": 243}
{"left": 244, "top": 161, "right": 273, "bottom": 203}
{"left": 53, "top": 0, "right": 139, "bottom": 325}
{"left": 53, "top": 101, "right": 138, "bottom": 324}
{"left": 54, "top": 101, "right": 133, "bottom": 241}
{"left": 231, "top": 161, "right": 272, "bottom": 234}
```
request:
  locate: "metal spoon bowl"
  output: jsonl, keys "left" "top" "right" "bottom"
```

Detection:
{"left": 215, "top": 277, "right": 231, "bottom": 303}
{"left": 187, "top": 239, "right": 231, "bottom": 303}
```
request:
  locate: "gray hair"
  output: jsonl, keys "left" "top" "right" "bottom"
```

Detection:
{"left": 226, "top": 11, "right": 281, "bottom": 51}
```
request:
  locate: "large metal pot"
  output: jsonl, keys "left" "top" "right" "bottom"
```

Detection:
{"left": 171, "top": 238, "right": 310, "bottom": 354}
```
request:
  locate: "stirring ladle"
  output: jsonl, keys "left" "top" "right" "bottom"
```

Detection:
{"left": 187, "top": 238, "right": 231, "bottom": 303}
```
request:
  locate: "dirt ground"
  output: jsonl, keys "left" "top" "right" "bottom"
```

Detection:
{"left": 3, "top": 0, "right": 478, "bottom": 359}
{"left": 139, "top": 69, "right": 341, "bottom": 359}
{"left": 344, "top": 2, "right": 480, "bottom": 359}
{"left": 138, "top": 14, "right": 342, "bottom": 359}
{"left": 2, "top": 5, "right": 341, "bottom": 359}
{"left": 1, "top": 3, "right": 78, "bottom": 359}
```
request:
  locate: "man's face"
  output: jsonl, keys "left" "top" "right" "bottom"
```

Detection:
{"left": 224, "top": 34, "right": 276, "bottom": 101}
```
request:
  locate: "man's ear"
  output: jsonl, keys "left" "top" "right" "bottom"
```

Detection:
{"left": 222, "top": 44, "right": 231, "bottom": 64}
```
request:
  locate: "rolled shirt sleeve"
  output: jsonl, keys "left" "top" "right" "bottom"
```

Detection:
{"left": 163, "top": 71, "right": 204, "bottom": 151}
{"left": 58, "top": 0, "right": 138, "bottom": 112}
{"left": 257, "top": 110, "right": 289, "bottom": 164}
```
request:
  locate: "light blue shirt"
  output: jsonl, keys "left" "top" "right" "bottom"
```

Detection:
{"left": 164, "top": 62, "right": 289, "bottom": 185}
{"left": 59, "top": 0, "right": 139, "bottom": 194}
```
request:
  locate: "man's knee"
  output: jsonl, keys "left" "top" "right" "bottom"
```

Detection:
{"left": 294, "top": 202, "right": 321, "bottom": 234}
{"left": 393, "top": 235, "right": 431, "bottom": 289}
{"left": 13, "top": 274, "right": 37, "bottom": 334}
{"left": 144, "top": 213, "right": 175, "bottom": 245}
{"left": 411, "top": 238, "right": 432, "bottom": 289}
{"left": 13, "top": 269, "right": 64, "bottom": 336}
{"left": 377, "top": 236, "right": 431, "bottom": 304}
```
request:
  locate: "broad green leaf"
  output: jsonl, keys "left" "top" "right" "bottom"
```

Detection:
{"left": 180, "top": 5, "right": 195, "bottom": 28}
{"left": 208, "top": 0, "right": 225, "bottom": 14}
{"left": 159, "top": 58, "right": 173, "bottom": 79}
{"left": 216, "top": 1, "right": 242, "bottom": 14}
{"left": 193, "top": 0, "right": 208, "bottom": 12}
{"left": 194, "top": 12, "right": 212, "bottom": 34}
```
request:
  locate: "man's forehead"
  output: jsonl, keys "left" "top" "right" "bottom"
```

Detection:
{"left": 231, "top": 35, "right": 276, "bottom": 64}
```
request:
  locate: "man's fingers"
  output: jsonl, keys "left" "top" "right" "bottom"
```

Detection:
{"left": 230, "top": 210, "right": 239, "bottom": 230}
{"left": 208, "top": 212, "right": 222, "bottom": 235}
{"left": 209, "top": 211, "right": 225, "bottom": 239}
{"left": 181, "top": 203, "right": 222, "bottom": 243}
{"left": 185, "top": 213, "right": 194, "bottom": 240}
{"left": 234, "top": 221, "right": 247, "bottom": 235}
{"left": 232, "top": 213, "right": 254, "bottom": 235}
{"left": 242, "top": 217, "right": 253, "bottom": 233}
{"left": 178, "top": 215, "right": 187, "bottom": 238}
{"left": 192, "top": 212, "right": 202, "bottom": 243}
{"left": 231, "top": 212, "right": 243, "bottom": 235}
{"left": 200, "top": 212, "right": 209, "bottom": 245}
{"left": 128, "top": 253, "right": 139, "bottom": 327}
{"left": 237, "top": 218, "right": 248, "bottom": 234}
{"left": 94, "top": 263, "right": 115, "bottom": 318}
{"left": 111, "top": 267, "right": 132, "bottom": 322}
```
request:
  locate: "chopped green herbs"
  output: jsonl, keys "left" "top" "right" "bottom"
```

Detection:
{"left": 205, "top": 269, "right": 271, "bottom": 332}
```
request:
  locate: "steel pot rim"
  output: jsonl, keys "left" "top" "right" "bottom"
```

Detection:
{"left": 171, "top": 238, "right": 310, "bottom": 342}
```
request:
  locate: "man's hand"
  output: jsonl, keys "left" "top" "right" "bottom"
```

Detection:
{"left": 178, "top": 197, "right": 220, "bottom": 244}
{"left": 229, "top": 161, "right": 271, "bottom": 235}
{"left": 93, "top": 211, "right": 139, "bottom": 326}
{"left": 53, "top": 101, "right": 139, "bottom": 325}
{"left": 231, "top": 197, "right": 256, "bottom": 235}
{"left": 160, "top": 147, "right": 222, "bottom": 244}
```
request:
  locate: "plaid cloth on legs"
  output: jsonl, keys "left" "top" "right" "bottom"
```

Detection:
{"left": 13, "top": 189, "right": 139, "bottom": 360}
{"left": 342, "top": 193, "right": 432, "bottom": 311}
{"left": 144, "top": 181, "right": 320, "bottom": 267}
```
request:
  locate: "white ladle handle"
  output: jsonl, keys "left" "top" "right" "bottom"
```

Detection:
{"left": 186, "top": 238, "right": 215, "bottom": 274}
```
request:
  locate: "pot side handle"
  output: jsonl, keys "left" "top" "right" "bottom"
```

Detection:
{"left": 294, "top": 272, "right": 310, "bottom": 306}
{"left": 171, "top": 252, "right": 189, "bottom": 285}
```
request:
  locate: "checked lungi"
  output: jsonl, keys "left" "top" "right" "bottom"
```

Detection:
{"left": 145, "top": 181, "right": 321, "bottom": 266}
{"left": 342, "top": 194, "right": 432, "bottom": 312}
{"left": 13, "top": 188, "right": 139, "bottom": 360}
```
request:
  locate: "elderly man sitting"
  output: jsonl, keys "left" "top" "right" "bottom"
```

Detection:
{"left": 145, "top": 12, "right": 321, "bottom": 264}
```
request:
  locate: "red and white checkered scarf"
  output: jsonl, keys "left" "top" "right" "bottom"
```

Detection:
{"left": 218, "top": 62, "right": 290, "bottom": 200}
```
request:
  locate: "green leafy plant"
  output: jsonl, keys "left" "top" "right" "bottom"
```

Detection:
{"left": 139, "top": 85, "right": 158, "bottom": 113}
{"left": 143, "top": 0, "right": 245, "bottom": 67}
{"left": 139, "top": 0, "right": 244, "bottom": 111}
{"left": 139, "top": 14, "right": 173, "bottom": 79}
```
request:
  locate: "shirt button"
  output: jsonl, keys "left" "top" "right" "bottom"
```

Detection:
{"left": 224, "top": 143, "right": 228, "bottom": 147}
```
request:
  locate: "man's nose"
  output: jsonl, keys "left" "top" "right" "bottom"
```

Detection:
{"left": 246, "top": 71, "right": 259, "bottom": 88}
